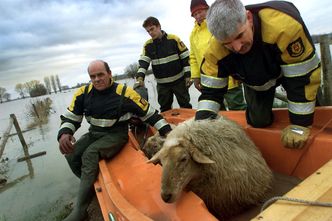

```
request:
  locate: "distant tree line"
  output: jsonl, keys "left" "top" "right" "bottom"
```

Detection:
{"left": 1, "top": 63, "right": 152, "bottom": 103}
{"left": 14, "top": 74, "right": 64, "bottom": 98}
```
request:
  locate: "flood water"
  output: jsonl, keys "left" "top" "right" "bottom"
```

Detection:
{"left": 0, "top": 77, "right": 200, "bottom": 221}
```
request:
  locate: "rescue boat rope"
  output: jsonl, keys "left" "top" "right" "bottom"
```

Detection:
{"left": 261, "top": 196, "right": 332, "bottom": 212}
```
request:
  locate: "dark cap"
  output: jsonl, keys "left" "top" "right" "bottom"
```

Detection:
{"left": 190, "top": 0, "right": 209, "bottom": 16}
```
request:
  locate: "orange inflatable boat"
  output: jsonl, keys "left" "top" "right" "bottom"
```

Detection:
{"left": 94, "top": 107, "right": 332, "bottom": 221}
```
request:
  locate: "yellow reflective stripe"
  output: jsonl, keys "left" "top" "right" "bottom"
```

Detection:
{"left": 183, "top": 66, "right": 190, "bottom": 72}
{"left": 60, "top": 122, "right": 76, "bottom": 133}
{"left": 198, "top": 100, "right": 220, "bottom": 113}
{"left": 138, "top": 68, "right": 146, "bottom": 74}
{"left": 245, "top": 73, "right": 282, "bottom": 91}
{"left": 140, "top": 105, "right": 156, "bottom": 121}
{"left": 179, "top": 50, "right": 189, "bottom": 59}
{"left": 155, "top": 71, "right": 184, "bottom": 84}
{"left": 152, "top": 54, "right": 179, "bottom": 65}
{"left": 281, "top": 53, "right": 320, "bottom": 78}
{"left": 153, "top": 119, "right": 168, "bottom": 131}
{"left": 64, "top": 109, "right": 83, "bottom": 122}
{"left": 288, "top": 100, "right": 315, "bottom": 115}
{"left": 201, "top": 74, "right": 228, "bottom": 89}
{"left": 139, "top": 55, "right": 151, "bottom": 63}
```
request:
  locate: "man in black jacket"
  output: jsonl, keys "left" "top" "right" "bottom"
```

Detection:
{"left": 195, "top": 0, "right": 321, "bottom": 149}
{"left": 58, "top": 60, "right": 172, "bottom": 221}
{"left": 136, "top": 16, "right": 192, "bottom": 112}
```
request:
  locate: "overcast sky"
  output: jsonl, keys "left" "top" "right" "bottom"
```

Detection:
{"left": 1, "top": 0, "right": 331, "bottom": 97}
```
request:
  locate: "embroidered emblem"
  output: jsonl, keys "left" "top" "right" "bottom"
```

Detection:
{"left": 287, "top": 37, "right": 305, "bottom": 57}
{"left": 140, "top": 98, "right": 148, "bottom": 106}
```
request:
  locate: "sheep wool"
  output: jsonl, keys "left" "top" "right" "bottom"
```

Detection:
{"left": 149, "top": 116, "right": 273, "bottom": 219}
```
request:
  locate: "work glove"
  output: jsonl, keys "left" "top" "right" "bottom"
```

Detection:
{"left": 185, "top": 77, "right": 193, "bottom": 88}
{"left": 135, "top": 77, "right": 145, "bottom": 88}
{"left": 281, "top": 125, "right": 310, "bottom": 149}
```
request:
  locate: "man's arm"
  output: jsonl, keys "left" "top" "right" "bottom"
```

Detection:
{"left": 57, "top": 86, "right": 86, "bottom": 153}
{"left": 195, "top": 38, "right": 229, "bottom": 120}
{"left": 136, "top": 43, "right": 151, "bottom": 84}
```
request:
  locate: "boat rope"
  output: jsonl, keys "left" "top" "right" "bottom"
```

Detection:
{"left": 261, "top": 196, "right": 332, "bottom": 212}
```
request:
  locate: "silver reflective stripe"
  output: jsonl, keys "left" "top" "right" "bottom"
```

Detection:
{"left": 198, "top": 100, "right": 220, "bottom": 113}
{"left": 89, "top": 118, "right": 117, "bottom": 127}
{"left": 245, "top": 73, "right": 282, "bottom": 91}
{"left": 152, "top": 54, "right": 179, "bottom": 65}
{"left": 201, "top": 74, "right": 228, "bottom": 89}
{"left": 140, "top": 105, "right": 156, "bottom": 121}
{"left": 281, "top": 53, "right": 320, "bottom": 78}
{"left": 140, "top": 55, "right": 151, "bottom": 63}
{"left": 180, "top": 50, "right": 190, "bottom": 59}
{"left": 64, "top": 109, "right": 83, "bottom": 122}
{"left": 183, "top": 66, "right": 190, "bottom": 73}
{"left": 118, "top": 113, "right": 133, "bottom": 122}
{"left": 153, "top": 118, "right": 168, "bottom": 131}
{"left": 138, "top": 68, "right": 147, "bottom": 74}
{"left": 60, "top": 122, "right": 76, "bottom": 133}
{"left": 288, "top": 100, "right": 315, "bottom": 115}
{"left": 155, "top": 71, "right": 184, "bottom": 84}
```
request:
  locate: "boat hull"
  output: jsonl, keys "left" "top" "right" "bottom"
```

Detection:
{"left": 95, "top": 107, "right": 332, "bottom": 220}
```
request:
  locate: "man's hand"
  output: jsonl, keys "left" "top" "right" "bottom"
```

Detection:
{"left": 281, "top": 125, "right": 310, "bottom": 149}
{"left": 59, "top": 134, "right": 76, "bottom": 154}
{"left": 136, "top": 77, "right": 145, "bottom": 87}
{"left": 185, "top": 77, "right": 193, "bottom": 88}
{"left": 193, "top": 78, "right": 201, "bottom": 91}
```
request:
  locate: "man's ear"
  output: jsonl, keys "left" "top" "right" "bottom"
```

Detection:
{"left": 246, "top": 10, "right": 253, "bottom": 25}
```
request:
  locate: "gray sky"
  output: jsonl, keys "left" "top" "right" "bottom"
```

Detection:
{"left": 1, "top": 0, "right": 331, "bottom": 97}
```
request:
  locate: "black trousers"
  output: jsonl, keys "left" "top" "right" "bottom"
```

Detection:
{"left": 243, "top": 85, "right": 276, "bottom": 128}
{"left": 156, "top": 79, "right": 192, "bottom": 112}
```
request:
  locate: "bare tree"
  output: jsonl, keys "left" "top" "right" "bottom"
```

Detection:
{"left": 55, "top": 75, "right": 62, "bottom": 92}
{"left": 44, "top": 76, "right": 52, "bottom": 94}
{"left": 124, "top": 62, "right": 139, "bottom": 79}
{"left": 3, "top": 93, "right": 10, "bottom": 102}
{"left": 15, "top": 83, "right": 26, "bottom": 98}
{"left": 0, "top": 87, "right": 7, "bottom": 103}
{"left": 50, "top": 75, "right": 57, "bottom": 94}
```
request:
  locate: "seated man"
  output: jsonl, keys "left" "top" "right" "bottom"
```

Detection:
{"left": 57, "top": 60, "right": 172, "bottom": 221}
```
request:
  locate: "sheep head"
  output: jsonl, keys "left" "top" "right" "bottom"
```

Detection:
{"left": 142, "top": 133, "right": 166, "bottom": 159}
{"left": 148, "top": 137, "right": 215, "bottom": 203}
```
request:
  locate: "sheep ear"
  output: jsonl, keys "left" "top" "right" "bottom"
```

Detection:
{"left": 192, "top": 149, "right": 215, "bottom": 164}
{"left": 146, "top": 150, "right": 161, "bottom": 165}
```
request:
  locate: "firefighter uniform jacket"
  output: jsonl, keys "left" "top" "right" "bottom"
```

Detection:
{"left": 57, "top": 81, "right": 171, "bottom": 140}
{"left": 189, "top": 19, "right": 239, "bottom": 90}
{"left": 137, "top": 31, "right": 191, "bottom": 84}
{"left": 196, "top": 1, "right": 321, "bottom": 126}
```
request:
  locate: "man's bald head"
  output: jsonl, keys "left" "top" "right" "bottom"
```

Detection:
{"left": 87, "top": 60, "right": 112, "bottom": 91}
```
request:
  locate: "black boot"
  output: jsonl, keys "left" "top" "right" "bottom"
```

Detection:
{"left": 63, "top": 179, "right": 94, "bottom": 221}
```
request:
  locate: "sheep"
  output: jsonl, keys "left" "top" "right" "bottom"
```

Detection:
{"left": 141, "top": 132, "right": 166, "bottom": 159}
{"left": 142, "top": 124, "right": 175, "bottom": 159}
{"left": 148, "top": 117, "right": 273, "bottom": 219}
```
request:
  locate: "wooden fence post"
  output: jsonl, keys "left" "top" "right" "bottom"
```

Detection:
{"left": 10, "top": 114, "right": 34, "bottom": 177}
{"left": 0, "top": 117, "right": 14, "bottom": 158}
{"left": 312, "top": 33, "right": 332, "bottom": 105}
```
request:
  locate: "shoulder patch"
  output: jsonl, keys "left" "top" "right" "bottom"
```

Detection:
{"left": 287, "top": 37, "right": 305, "bottom": 57}
{"left": 139, "top": 98, "right": 148, "bottom": 106}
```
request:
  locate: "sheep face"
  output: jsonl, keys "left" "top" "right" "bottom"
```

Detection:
{"left": 142, "top": 133, "right": 165, "bottom": 159}
{"left": 148, "top": 137, "right": 215, "bottom": 203}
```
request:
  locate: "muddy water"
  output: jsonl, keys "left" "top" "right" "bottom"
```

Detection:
{"left": 0, "top": 77, "right": 200, "bottom": 221}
